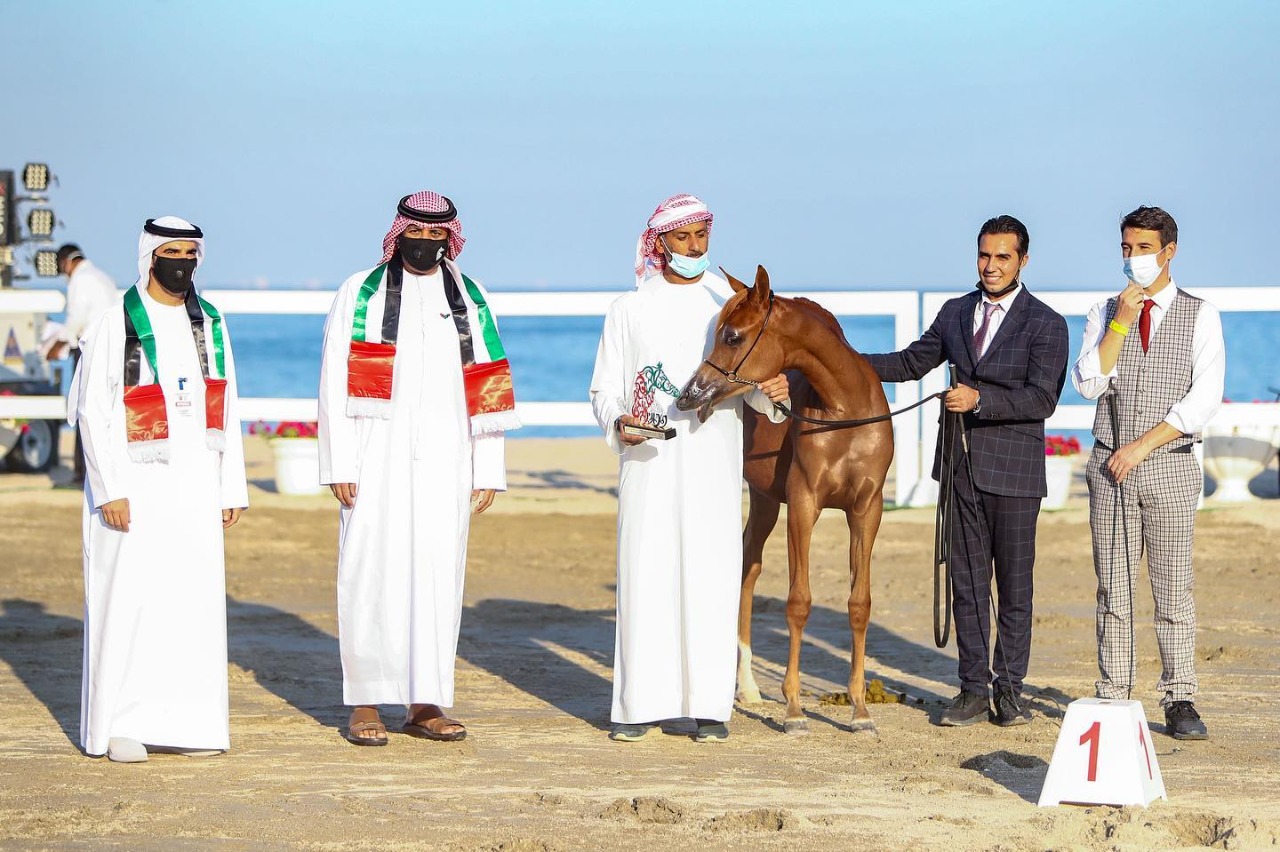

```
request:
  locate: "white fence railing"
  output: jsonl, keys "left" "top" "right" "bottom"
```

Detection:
{"left": 2, "top": 287, "right": 1277, "bottom": 505}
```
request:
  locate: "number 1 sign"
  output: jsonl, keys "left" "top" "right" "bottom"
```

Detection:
{"left": 1038, "top": 698, "right": 1167, "bottom": 807}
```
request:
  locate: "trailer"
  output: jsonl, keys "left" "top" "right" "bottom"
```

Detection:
{"left": 0, "top": 165, "right": 65, "bottom": 472}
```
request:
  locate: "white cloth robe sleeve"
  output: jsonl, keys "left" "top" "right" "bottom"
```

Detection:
{"left": 319, "top": 279, "right": 362, "bottom": 485}
{"left": 589, "top": 299, "right": 628, "bottom": 455}
{"left": 471, "top": 433, "right": 506, "bottom": 491}
{"left": 75, "top": 307, "right": 130, "bottom": 508}
{"left": 217, "top": 322, "right": 250, "bottom": 509}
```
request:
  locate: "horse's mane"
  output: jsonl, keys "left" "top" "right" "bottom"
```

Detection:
{"left": 785, "top": 296, "right": 857, "bottom": 351}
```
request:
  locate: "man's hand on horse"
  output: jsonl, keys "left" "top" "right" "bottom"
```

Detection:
{"left": 945, "top": 384, "right": 981, "bottom": 413}
{"left": 759, "top": 373, "right": 790, "bottom": 403}
{"left": 615, "top": 414, "right": 650, "bottom": 446}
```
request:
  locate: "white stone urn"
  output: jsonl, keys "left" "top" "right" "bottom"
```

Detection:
{"left": 271, "top": 437, "right": 323, "bottom": 496}
{"left": 1203, "top": 423, "right": 1279, "bottom": 503}
{"left": 1043, "top": 454, "right": 1076, "bottom": 510}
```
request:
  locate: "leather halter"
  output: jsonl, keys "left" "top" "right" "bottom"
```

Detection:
{"left": 702, "top": 292, "right": 775, "bottom": 387}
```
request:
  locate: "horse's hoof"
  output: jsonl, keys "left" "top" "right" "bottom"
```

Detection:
{"left": 783, "top": 718, "right": 809, "bottom": 736}
{"left": 849, "top": 718, "right": 877, "bottom": 734}
{"left": 737, "top": 689, "right": 764, "bottom": 705}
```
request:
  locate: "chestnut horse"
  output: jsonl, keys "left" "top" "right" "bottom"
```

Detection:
{"left": 675, "top": 266, "right": 893, "bottom": 733}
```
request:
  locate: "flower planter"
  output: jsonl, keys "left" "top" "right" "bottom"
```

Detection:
{"left": 1203, "top": 424, "right": 1279, "bottom": 503}
{"left": 270, "top": 437, "right": 323, "bottom": 496}
{"left": 1043, "top": 454, "right": 1075, "bottom": 510}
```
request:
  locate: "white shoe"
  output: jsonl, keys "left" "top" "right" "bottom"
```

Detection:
{"left": 106, "top": 737, "right": 148, "bottom": 763}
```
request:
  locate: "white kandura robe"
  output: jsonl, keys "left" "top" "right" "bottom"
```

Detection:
{"left": 319, "top": 266, "right": 506, "bottom": 708}
{"left": 589, "top": 272, "right": 785, "bottom": 724}
{"left": 75, "top": 288, "right": 248, "bottom": 757}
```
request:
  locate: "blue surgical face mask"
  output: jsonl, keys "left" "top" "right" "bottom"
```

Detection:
{"left": 1123, "top": 249, "right": 1166, "bottom": 288}
{"left": 663, "top": 240, "right": 710, "bottom": 279}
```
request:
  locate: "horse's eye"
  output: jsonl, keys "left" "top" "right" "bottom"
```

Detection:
{"left": 723, "top": 329, "right": 742, "bottom": 346}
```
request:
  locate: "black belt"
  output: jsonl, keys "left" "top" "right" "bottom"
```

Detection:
{"left": 1096, "top": 440, "right": 1194, "bottom": 454}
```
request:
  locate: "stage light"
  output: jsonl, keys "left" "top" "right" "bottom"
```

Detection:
{"left": 34, "top": 250, "right": 59, "bottom": 277}
{"left": 22, "top": 163, "right": 50, "bottom": 193}
{"left": 27, "top": 208, "right": 55, "bottom": 238}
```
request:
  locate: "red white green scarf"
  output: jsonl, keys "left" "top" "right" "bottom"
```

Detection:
{"left": 122, "top": 284, "right": 228, "bottom": 461}
{"left": 346, "top": 258, "right": 520, "bottom": 435}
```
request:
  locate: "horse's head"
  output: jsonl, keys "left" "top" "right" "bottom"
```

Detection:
{"left": 675, "top": 265, "right": 783, "bottom": 421}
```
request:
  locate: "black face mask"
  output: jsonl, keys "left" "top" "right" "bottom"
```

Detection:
{"left": 975, "top": 277, "right": 1020, "bottom": 298}
{"left": 398, "top": 235, "right": 448, "bottom": 271}
{"left": 152, "top": 255, "right": 197, "bottom": 295}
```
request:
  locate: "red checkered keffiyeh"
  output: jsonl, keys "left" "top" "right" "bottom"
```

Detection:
{"left": 380, "top": 190, "right": 466, "bottom": 263}
{"left": 634, "top": 193, "right": 714, "bottom": 286}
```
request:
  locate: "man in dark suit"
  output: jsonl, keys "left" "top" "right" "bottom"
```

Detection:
{"left": 864, "top": 215, "right": 1069, "bottom": 727}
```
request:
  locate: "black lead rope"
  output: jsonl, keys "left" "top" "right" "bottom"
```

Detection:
{"left": 776, "top": 392, "right": 945, "bottom": 429}
{"left": 934, "top": 374, "right": 960, "bottom": 648}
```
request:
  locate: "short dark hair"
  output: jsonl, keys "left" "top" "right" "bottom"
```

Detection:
{"left": 977, "top": 215, "right": 1029, "bottom": 257}
{"left": 1120, "top": 206, "right": 1178, "bottom": 247}
{"left": 55, "top": 243, "right": 83, "bottom": 265}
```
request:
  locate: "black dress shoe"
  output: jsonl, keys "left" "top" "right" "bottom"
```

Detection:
{"left": 992, "top": 688, "right": 1032, "bottom": 726}
{"left": 940, "top": 690, "right": 990, "bottom": 727}
{"left": 694, "top": 719, "right": 729, "bottom": 742}
{"left": 1165, "top": 701, "right": 1208, "bottom": 740}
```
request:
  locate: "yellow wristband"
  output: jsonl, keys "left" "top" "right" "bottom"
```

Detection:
{"left": 1108, "top": 319, "right": 1130, "bottom": 337}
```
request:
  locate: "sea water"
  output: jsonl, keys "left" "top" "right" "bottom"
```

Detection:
{"left": 225, "top": 302, "right": 1280, "bottom": 439}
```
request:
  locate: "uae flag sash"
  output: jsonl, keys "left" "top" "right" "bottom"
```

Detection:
{"left": 122, "top": 284, "right": 228, "bottom": 462}
{"left": 346, "top": 258, "right": 521, "bottom": 435}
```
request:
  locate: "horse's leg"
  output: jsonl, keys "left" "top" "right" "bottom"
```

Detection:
{"left": 847, "top": 488, "right": 884, "bottom": 733}
{"left": 782, "top": 497, "right": 819, "bottom": 735}
{"left": 738, "top": 487, "right": 780, "bottom": 704}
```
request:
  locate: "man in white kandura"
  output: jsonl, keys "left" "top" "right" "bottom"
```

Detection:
{"left": 319, "top": 190, "right": 519, "bottom": 746}
{"left": 72, "top": 216, "right": 247, "bottom": 763}
{"left": 589, "top": 194, "right": 790, "bottom": 743}
{"left": 48, "top": 243, "right": 118, "bottom": 485}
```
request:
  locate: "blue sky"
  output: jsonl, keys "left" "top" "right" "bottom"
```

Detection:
{"left": 2, "top": 1, "right": 1277, "bottom": 291}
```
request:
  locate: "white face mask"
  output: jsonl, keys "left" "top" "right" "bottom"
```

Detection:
{"left": 1123, "top": 249, "right": 1166, "bottom": 288}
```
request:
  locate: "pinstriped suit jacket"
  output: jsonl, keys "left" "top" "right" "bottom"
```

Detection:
{"left": 864, "top": 287, "right": 1070, "bottom": 498}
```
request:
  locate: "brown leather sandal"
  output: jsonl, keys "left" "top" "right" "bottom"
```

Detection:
{"left": 344, "top": 707, "right": 389, "bottom": 746}
{"left": 402, "top": 705, "right": 466, "bottom": 742}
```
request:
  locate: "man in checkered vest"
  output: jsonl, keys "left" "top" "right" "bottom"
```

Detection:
{"left": 1073, "top": 206, "right": 1226, "bottom": 740}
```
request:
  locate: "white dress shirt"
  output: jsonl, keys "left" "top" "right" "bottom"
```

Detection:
{"left": 1071, "top": 279, "right": 1225, "bottom": 434}
{"left": 973, "top": 283, "right": 1022, "bottom": 359}
{"left": 62, "top": 259, "right": 119, "bottom": 349}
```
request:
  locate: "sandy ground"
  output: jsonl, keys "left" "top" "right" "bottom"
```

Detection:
{"left": 1, "top": 437, "right": 1278, "bottom": 850}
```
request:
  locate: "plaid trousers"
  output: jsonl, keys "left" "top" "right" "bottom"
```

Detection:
{"left": 1086, "top": 445, "right": 1201, "bottom": 706}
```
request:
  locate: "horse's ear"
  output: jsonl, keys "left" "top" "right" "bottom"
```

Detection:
{"left": 753, "top": 265, "right": 772, "bottom": 300}
{"left": 720, "top": 266, "right": 748, "bottom": 293}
